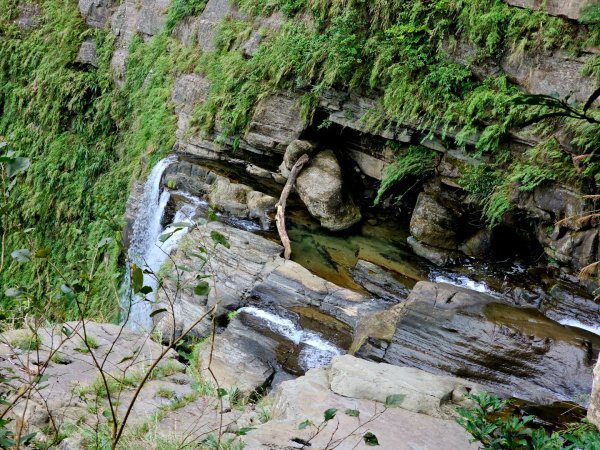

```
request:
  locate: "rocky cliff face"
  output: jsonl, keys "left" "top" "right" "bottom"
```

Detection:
{"left": 74, "top": 0, "right": 599, "bottom": 279}
{"left": 65, "top": 0, "right": 600, "bottom": 437}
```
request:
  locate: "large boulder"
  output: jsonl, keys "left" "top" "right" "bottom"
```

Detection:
{"left": 358, "top": 282, "right": 600, "bottom": 406}
{"left": 153, "top": 222, "right": 283, "bottom": 338}
{"left": 243, "top": 356, "right": 478, "bottom": 449}
{"left": 197, "top": 316, "right": 276, "bottom": 393}
{"left": 295, "top": 150, "right": 362, "bottom": 231}
{"left": 329, "top": 355, "right": 481, "bottom": 419}
{"left": 410, "top": 192, "right": 458, "bottom": 249}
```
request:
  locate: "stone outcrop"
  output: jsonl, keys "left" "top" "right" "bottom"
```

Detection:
{"left": 504, "top": 0, "right": 595, "bottom": 20}
{"left": 78, "top": 0, "right": 115, "bottom": 28}
{"left": 75, "top": 38, "right": 98, "bottom": 67}
{"left": 14, "top": 3, "right": 40, "bottom": 29}
{"left": 1, "top": 322, "right": 480, "bottom": 449}
{"left": 245, "top": 93, "right": 307, "bottom": 153}
{"left": 154, "top": 219, "right": 392, "bottom": 340}
{"left": 0, "top": 322, "right": 188, "bottom": 439}
{"left": 197, "top": 316, "right": 277, "bottom": 393}
{"left": 163, "top": 160, "right": 277, "bottom": 229}
{"left": 295, "top": 150, "right": 362, "bottom": 231}
{"left": 243, "top": 355, "right": 478, "bottom": 449}
{"left": 357, "top": 282, "right": 600, "bottom": 406}
{"left": 152, "top": 221, "right": 283, "bottom": 337}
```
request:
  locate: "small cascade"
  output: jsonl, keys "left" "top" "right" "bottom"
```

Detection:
{"left": 431, "top": 272, "right": 492, "bottom": 294}
{"left": 239, "top": 306, "right": 342, "bottom": 371}
{"left": 121, "top": 156, "right": 202, "bottom": 330}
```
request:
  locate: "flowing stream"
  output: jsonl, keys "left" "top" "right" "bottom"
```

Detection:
{"left": 239, "top": 307, "right": 342, "bottom": 371}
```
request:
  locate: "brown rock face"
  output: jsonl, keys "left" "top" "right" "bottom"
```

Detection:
{"left": 245, "top": 94, "right": 307, "bottom": 153}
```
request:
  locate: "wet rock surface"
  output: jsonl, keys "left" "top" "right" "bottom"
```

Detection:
{"left": 358, "top": 282, "right": 600, "bottom": 406}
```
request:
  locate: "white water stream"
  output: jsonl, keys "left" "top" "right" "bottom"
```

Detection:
{"left": 121, "top": 157, "right": 202, "bottom": 330}
{"left": 559, "top": 318, "right": 600, "bottom": 337}
{"left": 239, "top": 306, "right": 342, "bottom": 371}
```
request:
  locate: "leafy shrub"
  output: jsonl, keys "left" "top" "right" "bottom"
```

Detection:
{"left": 457, "top": 392, "right": 600, "bottom": 449}
{"left": 374, "top": 145, "right": 437, "bottom": 205}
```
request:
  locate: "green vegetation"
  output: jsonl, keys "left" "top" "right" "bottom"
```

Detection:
{"left": 1, "top": 0, "right": 598, "bottom": 322}
{"left": 74, "top": 335, "right": 100, "bottom": 353}
{"left": 9, "top": 330, "right": 40, "bottom": 351}
{"left": 374, "top": 145, "right": 437, "bottom": 205}
{"left": 189, "top": 0, "right": 598, "bottom": 224}
{"left": 0, "top": 0, "right": 204, "bottom": 323}
{"left": 457, "top": 392, "right": 600, "bottom": 449}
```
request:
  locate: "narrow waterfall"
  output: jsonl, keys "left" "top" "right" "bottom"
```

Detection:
{"left": 121, "top": 156, "right": 201, "bottom": 330}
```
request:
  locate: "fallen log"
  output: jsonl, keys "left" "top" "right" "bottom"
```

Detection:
{"left": 276, "top": 154, "right": 310, "bottom": 260}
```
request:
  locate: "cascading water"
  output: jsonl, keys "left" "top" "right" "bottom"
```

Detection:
{"left": 121, "top": 156, "right": 202, "bottom": 330}
{"left": 239, "top": 306, "right": 343, "bottom": 371}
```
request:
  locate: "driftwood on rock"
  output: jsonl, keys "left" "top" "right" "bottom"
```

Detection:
{"left": 276, "top": 154, "right": 310, "bottom": 260}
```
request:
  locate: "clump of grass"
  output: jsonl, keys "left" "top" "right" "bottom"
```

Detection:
{"left": 74, "top": 335, "right": 100, "bottom": 353}
{"left": 156, "top": 386, "right": 175, "bottom": 399}
{"left": 10, "top": 331, "right": 41, "bottom": 351}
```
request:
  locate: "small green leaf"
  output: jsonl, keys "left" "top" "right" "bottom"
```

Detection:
{"left": 97, "top": 237, "right": 112, "bottom": 249}
{"left": 102, "top": 410, "right": 112, "bottom": 419}
{"left": 170, "top": 222, "right": 192, "bottom": 228}
{"left": 117, "top": 356, "right": 134, "bottom": 364}
{"left": 363, "top": 432, "right": 379, "bottom": 446}
{"left": 324, "top": 408, "right": 337, "bottom": 421}
{"left": 345, "top": 409, "right": 360, "bottom": 417}
{"left": 35, "top": 374, "right": 49, "bottom": 384}
{"left": 140, "top": 286, "right": 153, "bottom": 295}
{"left": 131, "top": 264, "right": 144, "bottom": 293}
{"left": 11, "top": 249, "right": 31, "bottom": 262}
{"left": 194, "top": 282, "right": 210, "bottom": 296}
{"left": 385, "top": 394, "right": 405, "bottom": 407}
{"left": 158, "top": 231, "right": 175, "bottom": 243}
{"left": 236, "top": 427, "right": 256, "bottom": 436}
{"left": 207, "top": 207, "right": 218, "bottom": 222}
{"left": 210, "top": 230, "right": 230, "bottom": 248}
{"left": 217, "top": 388, "right": 228, "bottom": 398}
{"left": 149, "top": 308, "right": 167, "bottom": 318}
{"left": 298, "top": 419, "right": 312, "bottom": 430}
{"left": 20, "top": 432, "right": 36, "bottom": 445}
